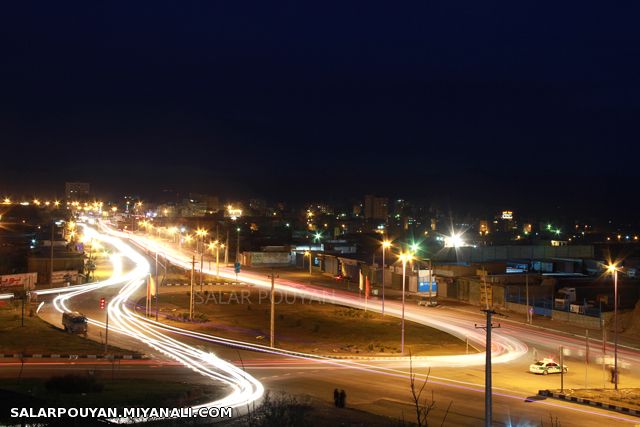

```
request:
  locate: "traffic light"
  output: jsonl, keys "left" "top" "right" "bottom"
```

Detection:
{"left": 99, "top": 297, "right": 106, "bottom": 310}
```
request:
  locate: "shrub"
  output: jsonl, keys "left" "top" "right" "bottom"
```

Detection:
{"left": 45, "top": 373, "right": 104, "bottom": 394}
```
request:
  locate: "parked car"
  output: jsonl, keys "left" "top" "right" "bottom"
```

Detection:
{"left": 529, "top": 358, "right": 568, "bottom": 375}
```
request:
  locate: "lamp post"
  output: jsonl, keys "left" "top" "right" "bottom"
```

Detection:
{"left": 217, "top": 243, "right": 224, "bottom": 279}
{"left": 304, "top": 250, "right": 312, "bottom": 282}
{"left": 399, "top": 252, "right": 414, "bottom": 354}
{"left": 236, "top": 227, "right": 241, "bottom": 263}
{"left": 381, "top": 240, "right": 391, "bottom": 316}
{"left": 196, "top": 228, "right": 208, "bottom": 292}
{"left": 607, "top": 264, "right": 619, "bottom": 390}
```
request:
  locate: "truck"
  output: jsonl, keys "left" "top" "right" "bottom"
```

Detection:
{"left": 62, "top": 311, "right": 88, "bottom": 335}
{"left": 554, "top": 287, "right": 576, "bottom": 309}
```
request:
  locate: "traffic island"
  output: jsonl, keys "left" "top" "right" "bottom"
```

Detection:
{"left": 147, "top": 284, "right": 473, "bottom": 357}
{"left": 0, "top": 302, "right": 137, "bottom": 357}
{"left": 538, "top": 388, "right": 640, "bottom": 416}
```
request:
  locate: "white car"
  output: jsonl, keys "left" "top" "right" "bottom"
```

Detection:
{"left": 529, "top": 358, "right": 568, "bottom": 375}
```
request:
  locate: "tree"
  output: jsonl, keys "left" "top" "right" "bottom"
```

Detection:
{"left": 408, "top": 354, "right": 452, "bottom": 427}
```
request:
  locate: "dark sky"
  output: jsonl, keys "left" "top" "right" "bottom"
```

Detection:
{"left": 1, "top": 2, "right": 639, "bottom": 215}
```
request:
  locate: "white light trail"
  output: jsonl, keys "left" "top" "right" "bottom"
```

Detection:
{"left": 46, "top": 225, "right": 263, "bottom": 423}
{"left": 109, "top": 224, "right": 528, "bottom": 367}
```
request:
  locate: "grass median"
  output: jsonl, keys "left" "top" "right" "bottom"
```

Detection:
{"left": 149, "top": 284, "right": 471, "bottom": 357}
{"left": 0, "top": 302, "right": 134, "bottom": 355}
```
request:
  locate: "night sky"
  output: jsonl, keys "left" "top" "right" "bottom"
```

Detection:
{"left": 2, "top": 2, "right": 639, "bottom": 216}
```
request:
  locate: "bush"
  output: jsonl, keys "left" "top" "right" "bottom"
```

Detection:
{"left": 45, "top": 373, "right": 104, "bottom": 394}
{"left": 245, "top": 391, "right": 311, "bottom": 427}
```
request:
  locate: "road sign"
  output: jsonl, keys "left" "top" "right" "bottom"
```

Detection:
{"left": 234, "top": 262, "right": 241, "bottom": 274}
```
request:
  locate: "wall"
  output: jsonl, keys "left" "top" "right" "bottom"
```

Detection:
{"left": 242, "top": 252, "right": 292, "bottom": 266}
{"left": 551, "top": 310, "right": 602, "bottom": 329}
{"left": 27, "top": 255, "right": 84, "bottom": 285}
{"left": 435, "top": 245, "right": 594, "bottom": 263}
{"left": 506, "top": 302, "right": 604, "bottom": 329}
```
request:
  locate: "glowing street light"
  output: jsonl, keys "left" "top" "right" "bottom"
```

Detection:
{"left": 399, "top": 251, "right": 414, "bottom": 354}
{"left": 607, "top": 263, "right": 620, "bottom": 390}
{"left": 444, "top": 233, "right": 466, "bottom": 248}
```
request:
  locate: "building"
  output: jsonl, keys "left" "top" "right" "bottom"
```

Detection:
{"left": 364, "top": 195, "right": 388, "bottom": 220}
{"left": 65, "top": 182, "right": 90, "bottom": 200}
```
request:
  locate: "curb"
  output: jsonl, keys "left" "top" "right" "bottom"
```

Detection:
{"left": 538, "top": 389, "right": 640, "bottom": 416}
{"left": 442, "top": 305, "right": 640, "bottom": 353}
{"left": 0, "top": 354, "right": 148, "bottom": 360}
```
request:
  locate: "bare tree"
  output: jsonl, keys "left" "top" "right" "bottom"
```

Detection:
{"left": 408, "top": 354, "right": 452, "bottom": 427}
{"left": 17, "top": 351, "right": 25, "bottom": 383}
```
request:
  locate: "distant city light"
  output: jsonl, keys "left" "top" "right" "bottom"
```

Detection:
{"left": 444, "top": 232, "right": 467, "bottom": 248}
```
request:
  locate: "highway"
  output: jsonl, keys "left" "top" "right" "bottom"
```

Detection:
{"left": 31, "top": 223, "right": 640, "bottom": 426}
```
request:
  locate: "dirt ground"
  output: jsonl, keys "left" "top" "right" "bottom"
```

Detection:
{"left": 149, "top": 284, "right": 470, "bottom": 357}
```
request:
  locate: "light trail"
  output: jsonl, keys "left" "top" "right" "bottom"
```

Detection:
{"left": 44, "top": 225, "right": 263, "bottom": 423}
{"left": 108, "top": 224, "right": 528, "bottom": 368}
{"left": 87, "top": 222, "right": 639, "bottom": 425}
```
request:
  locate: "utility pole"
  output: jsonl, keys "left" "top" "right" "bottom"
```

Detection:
{"left": 224, "top": 230, "right": 229, "bottom": 265}
{"left": 269, "top": 270, "right": 279, "bottom": 348}
{"left": 104, "top": 305, "right": 109, "bottom": 354}
{"left": 200, "top": 236, "right": 204, "bottom": 292}
{"left": 585, "top": 329, "right": 589, "bottom": 389}
{"left": 525, "top": 269, "right": 530, "bottom": 324}
{"left": 602, "top": 323, "right": 607, "bottom": 389}
{"left": 613, "top": 268, "right": 619, "bottom": 391}
{"left": 236, "top": 227, "right": 240, "bottom": 263}
{"left": 189, "top": 255, "right": 195, "bottom": 320}
{"left": 560, "top": 346, "right": 565, "bottom": 392}
{"left": 381, "top": 243, "right": 386, "bottom": 316}
{"left": 50, "top": 221, "right": 54, "bottom": 287}
{"left": 216, "top": 244, "right": 220, "bottom": 280}
{"left": 475, "top": 309, "right": 501, "bottom": 427}
{"left": 155, "top": 253, "right": 160, "bottom": 321}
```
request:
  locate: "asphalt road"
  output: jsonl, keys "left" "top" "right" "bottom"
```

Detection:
{"left": 21, "top": 226, "right": 640, "bottom": 426}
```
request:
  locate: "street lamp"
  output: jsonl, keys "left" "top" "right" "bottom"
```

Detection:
{"left": 399, "top": 251, "right": 414, "bottom": 354}
{"left": 607, "top": 263, "right": 620, "bottom": 390}
{"left": 195, "top": 228, "right": 208, "bottom": 291}
{"left": 208, "top": 240, "right": 224, "bottom": 280}
{"left": 381, "top": 240, "right": 392, "bottom": 316}
{"left": 303, "top": 250, "right": 312, "bottom": 281}
{"left": 236, "top": 227, "right": 241, "bottom": 263}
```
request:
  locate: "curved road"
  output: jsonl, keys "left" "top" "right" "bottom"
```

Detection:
{"left": 35, "top": 223, "right": 640, "bottom": 426}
